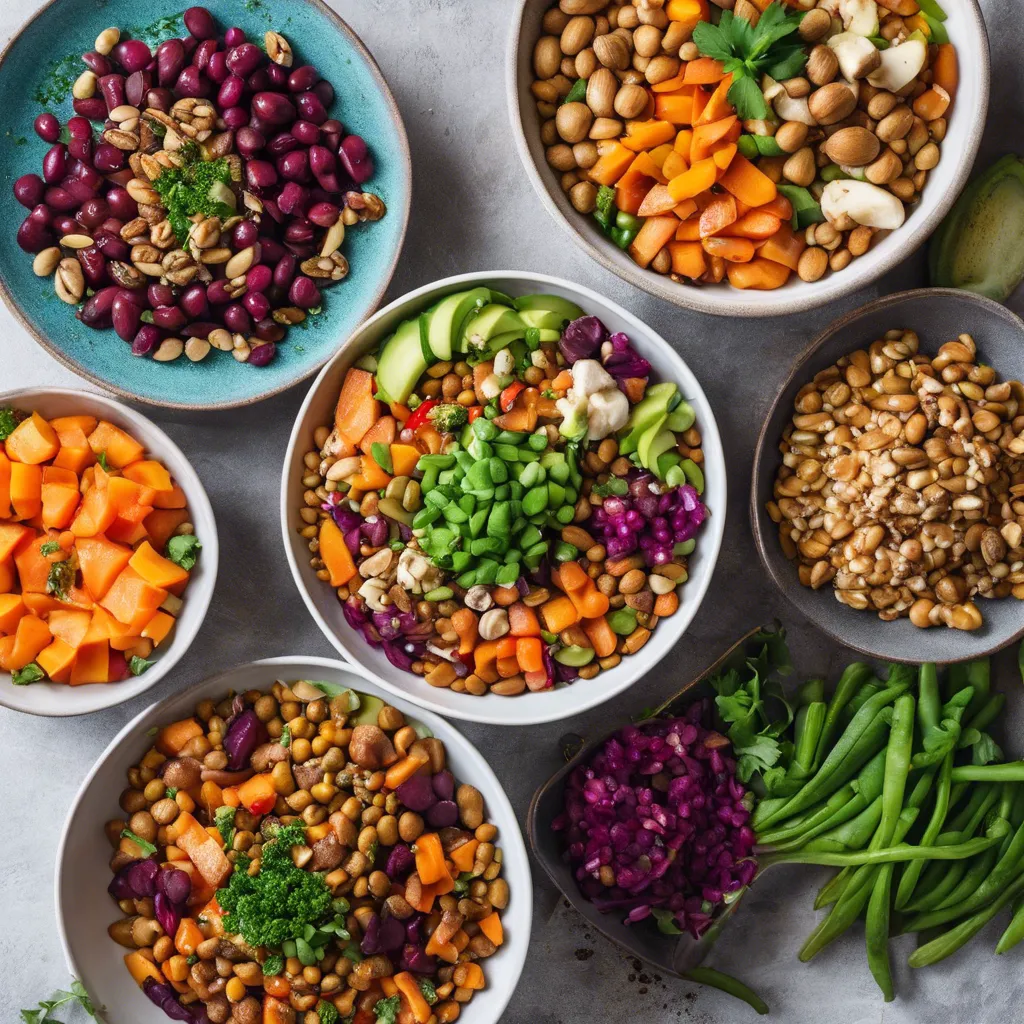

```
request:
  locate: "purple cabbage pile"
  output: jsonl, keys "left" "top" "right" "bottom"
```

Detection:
{"left": 109, "top": 861, "right": 192, "bottom": 941}
{"left": 591, "top": 472, "right": 706, "bottom": 566}
{"left": 144, "top": 977, "right": 210, "bottom": 1023}
{"left": 325, "top": 498, "right": 411, "bottom": 553}
{"left": 554, "top": 701, "right": 756, "bottom": 939}
{"left": 559, "top": 316, "right": 652, "bottom": 384}
{"left": 342, "top": 598, "right": 430, "bottom": 672}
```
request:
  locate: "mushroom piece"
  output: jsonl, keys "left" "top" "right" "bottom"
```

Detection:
{"left": 821, "top": 179, "right": 906, "bottom": 230}
{"left": 867, "top": 39, "right": 927, "bottom": 93}
{"left": 348, "top": 724, "right": 398, "bottom": 770}
{"left": 828, "top": 32, "right": 881, "bottom": 80}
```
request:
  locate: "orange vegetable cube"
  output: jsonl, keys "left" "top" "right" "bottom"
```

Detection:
{"left": 389, "top": 443, "right": 421, "bottom": 478}
{"left": 142, "top": 610, "right": 176, "bottom": 647}
{"left": 143, "top": 508, "right": 190, "bottom": 551}
{"left": 622, "top": 119, "right": 677, "bottom": 152}
{"left": 0, "top": 523, "right": 33, "bottom": 564}
{"left": 36, "top": 638, "right": 77, "bottom": 682}
{"left": 9, "top": 463, "right": 42, "bottom": 520}
{"left": 587, "top": 141, "right": 634, "bottom": 186}
{"left": 319, "top": 518, "right": 356, "bottom": 587}
{"left": 667, "top": 158, "right": 717, "bottom": 202}
{"left": 47, "top": 608, "right": 92, "bottom": 648}
{"left": 334, "top": 367, "right": 380, "bottom": 448}
{"left": 718, "top": 154, "right": 778, "bottom": 207}
{"left": 0, "top": 613, "right": 52, "bottom": 671}
{"left": 669, "top": 240, "right": 707, "bottom": 278}
{"left": 726, "top": 257, "right": 792, "bottom": 290}
{"left": 0, "top": 593, "right": 26, "bottom": 635}
{"left": 76, "top": 535, "right": 133, "bottom": 600}
{"left": 70, "top": 639, "right": 110, "bottom": 684}
{"left": 87, "top": 421, "right": 145, "bottom": 468}
{"left": 123, "top": 460, "right": 173, "bottom": 493}
{"left": 5, "top": 411, "right": 60, "bottom": 464}
{"left": 129, "top": 541, "right": 189, "bottom": 589}
{"left": 41, "top": 466, "right": 81, "bottom": 529}
{"left": 100, "top": 566, "right": 168, "bottom": 626}
{"left": 152, "top": 484, "right": 188, "bottom": 510}
{"left": 758, "top": 222, "right": 807, "bottom": 271}
{"left": 629, "top": 215, "right": 679, "bottom": 269}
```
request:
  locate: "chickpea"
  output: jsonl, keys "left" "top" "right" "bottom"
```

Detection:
{"left": 399, "top": 811, "right": 424, "bottom": 842}
{"left": 143, "top": 778, "right": 167, "bottom": 802}
{"left": 368, "top": 870, "right": 391, "bottom": 898}
{"left": 130, "top": 917, "right": 161, "bottom": 947}
{"left": 150, "top": 798, "right": 180, "bottom": 825}
{"left": 376, "top": 814, "right": 399, "bottom": 846}
{"left": 128, "top": 810, "right": 157, "bottom": 843}
{"left": 377, "top": 704, "right": 405, "bottom": 731}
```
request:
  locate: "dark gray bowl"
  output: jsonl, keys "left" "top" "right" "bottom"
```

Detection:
{"left": 751, "top": 288, "right": 1024, "bottom": 665}
{"left": 527, "top": 626, "right": 764, "bottom": 978}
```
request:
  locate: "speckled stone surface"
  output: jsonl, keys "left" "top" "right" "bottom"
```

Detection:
{"left": 3, "top": 0, "right": 1024, "bottom": 1021}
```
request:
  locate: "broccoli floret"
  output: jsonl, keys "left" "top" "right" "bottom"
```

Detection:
{"left": 428, "top": 403, "right": 468, "bottom": 433}
{"left": 0, "top": 407, "right": 25, "bottom": 441}
{"left": 595, "top": 185, "right": 616, "bottom": 219}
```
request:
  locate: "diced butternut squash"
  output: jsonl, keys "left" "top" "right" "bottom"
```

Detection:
{"left": 718, "top": 154, "right": 778, "bottom": 208}
{"left": 40, "top": 466, "right": 80, "bottom": 529}
{"left": 628, "top": 215, "right": 679, "bottom": 269}
{"left": 142, "top": 509, "right": 189, "bottom": 551}
{"left": 142, "top": 610, "right": 176, "bottom": 647}
{"left": 123, "top": 460, "right": 173, "bottom": 493}
{"left": 100, "top": 566, "right": 168, "bottom": 626}
{"left": 587, "top": 141, "right": 634, "bottom": 186}
{"left": 478, "top": 912, "right": 504, "bottom": 947}
{"left": 50, "top": 414, "right": 97, "bottom": 436}
{"left": 9, "top": 463, "right": 42, "bottom": 520}
{"left": 70, "top": 639, "right": 110, "bottom": 684}
{"left": 0, "top": 594, "right": 26, "bottom": 634}
{"left": 334, "top": 368, "right": 380, "bottom": 448}
{"left": 319, "top": 518, "right": 357, "bottom": 587}
{"left": 389, "top": 444, "right": 421, "bottom": 478}
{"left": 5, "top": 412, "right": 60, "bottom": 465}
{"left": 37, "top": 638, "right": 77, "bottom": 683}
{"left": 87, "top": 421, "right": 144, "bottom": 468}
{"left": 0, "top": 613, "right": 52, "bottom": 671}
{"left": 173, "top": 812, "right": 232, "bottom": 887}
{"left": 13, "top": 534, "right": 57, "bottom": 593}
{"left": 70, "top": 478, "right": 116, "bottom": 538}
{"left": 0, "top": 523, "right": 33, "bottom": 563}
{"left": 47, "top": 608, "right": 93, "bottom": 648}
{"left": 157, "top": 717, "right": 203, "bottom": 755}
{"left": 152, "top": 484, "right": 188, "bottom": 510}
{"left": 129, "top": 541, "right": 189, "bottom": 589}
{"left": 726, "top": 257, "right": 792, "bottom": 290}
{"left": 77, "top": 535, "right": 133, "bottom": 600}
{"left": 51, "top": 422, "right": 95, "bottom": 475}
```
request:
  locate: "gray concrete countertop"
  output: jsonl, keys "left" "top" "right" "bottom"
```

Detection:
{"left": 3, "top": 0, "right": 1023, "bottom": 1021}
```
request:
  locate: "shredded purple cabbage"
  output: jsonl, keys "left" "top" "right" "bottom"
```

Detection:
{"left": 604, "top": 331, "right": 652, "bottom": 381}
{"left": 559, "top": 315, "right": 608, "bottom": 363}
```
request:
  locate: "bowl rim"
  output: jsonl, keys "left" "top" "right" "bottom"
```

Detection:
{"left": 0, "top": 386, "right": 219, "bottom": 715}
{"left": 505, "top": 0, "right": 991, "bottom": 319}
{"left": 749, "top": 286, "right": 1024, "bottom": 662}
{"left": 0, "top": 0, "right": 412, "bottom": 410}
{"left": 54, "top": 655, "right": 533, "bottom": 1024}
{"left": 279, "top": 269, "right": 727, "bottom": 726}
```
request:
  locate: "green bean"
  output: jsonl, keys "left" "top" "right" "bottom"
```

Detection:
{"left": 793, "top": 700, "right": 827, "bottom": 776}
{"left": 814, "top": 867, "right": 852, "bottom": 910}
{"left": 800, "top": 796, "right": 883, "bottom": 853}
{"left": 996, "top": 897, "right": 1024, "bottom": 954}
{"left": 958, "top": 694, "right": 1006, "bottom": 748}
{"left": 877, "top": 694, "right": 915, "bottom": 843}
{"left": 905, "top": 860, "right": 969, "bottom": 915}
{"left": 683, "top": 968, "right": 768, "bottom": 1015}
{"left": 895, "top": 753, "right": 953, "bottom": 910}
{"left": 951, "top": 763, "right": 1024, "bottom": 783}
{"left": 844, "top": 680, "right": 883, "bottom": 722}
{"left": 909, "top": 870, "right": 1024, "bottom": 968}
{"left": 918, "top": 663, "right": 941, "bottom": 735}
{"left": 755, "top": 785, "right": 857, "bottom": 849}
{"left": 945, "top": 661, "right": 969, "bottom": 702}
{"left": 964, "top": 658, "right": 991, "bottom": 720}
{"left": 946, "top": 784, "right": 999, "bottom": 837}
{"left": 866, "top": 863, "right": 895, "bottom": 1001}
{"left": 813, "top": 662, "right": 874, "bottom": 770}
{"left": 931, "top": 847, "right": 998, "bottom": 912}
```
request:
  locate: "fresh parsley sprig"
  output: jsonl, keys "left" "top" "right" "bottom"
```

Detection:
{"left": 692, "top": 3, "right": 808, "bottom": 121}
{"left": 21, "top": 979, "right": 99, "bottom": 1024}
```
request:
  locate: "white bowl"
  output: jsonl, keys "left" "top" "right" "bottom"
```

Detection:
{"left": 281, "top": 271, "right": 726, "bottom": 725}
{"left": 506, "top": 0, "right": 990, "bottom": 318}
{"left": 0, "top": 389, "right": 218, "bottom": 716}
{"left": 56, "top": 656, "right": 532, "bottom": 1024}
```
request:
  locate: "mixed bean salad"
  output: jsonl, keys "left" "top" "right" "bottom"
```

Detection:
{"left": 769, "top": 329, "right": 1024, "bottom": 630}
{"left": 297, "top": 289, "right": 709, "bottom": 696}
{"left": 0, "top": 405, "right": 200, "bottom": 684}
{"left": 14, "top": 6, "right": 385, "bottom": 366}
{"left": 531, "top": 0, "right": 957, "bottom": 290}
{"left": 107, "top": 681, "right": 508, "bottom": 1024}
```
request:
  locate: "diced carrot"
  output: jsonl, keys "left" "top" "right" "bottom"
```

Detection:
{"left": 622, "top": 119, "right": 676, "bottom": 152}
{"left": 666, "top": 0, "right": 709, "bottom": 32}
{"left": 394, "top": 972, "right": 433, "bottom": 1024}
{"left": 449, "top": 839, "right": 479, "bottom": 873}
{"left": 571, "top": 586, "right": 610, "bottom": 619}
{"left": 350, "top": 454, "right": 392, "bottom": 491}
{"left": 669, "top": 240, "right": 707, "bottom": 278}
{"left": 458, "top": 963, "right": 486, "bottom": 990}
{"left": 757, "top": 194, "right": 794, "bottom": 221}
{"left": 758, "top": 222, "right": 807, "bottom": 270}
{"left": 628, "top": 215, "right": 678, "bottom": 269}
{"left": 478, "top": 912, "right": 504, "bottom": 947}
{"left": 654, "top": 93, "right": 695, "bottom": 125}
{"left": 173, "top": 811, "right": 232, "bottom": 886}
{"left": 694, "top": 76, "right": 734, "bottom": 126}
{"left": 0, "top": 523, "right": 33, "bottom": 564}
{"left": 9, "top": 463, "right": 42, "bottom": 520}
{"left": 690, "top": 115, "right": 739, "bottom": 163}
{"left": 651, "top": 73, "right": 687, "bottom": 94}
{"left": 729, "top": 209, "right": 783, "bottom": 240}
{"left": 582, "top": 616, "right": 617, "bottom": 658}
{"left": 200, "top": 780, "right": 224, "bottom": 817}
{"left": 713, "top": 143, "right": 737, "bottom": 172}
{"left": 683, "top": 57, "right": 724, "bottom": 84}
{"left": 123, "top": 460, "right": 173, "bottom": 493}
{"left": 0, "top": 594, "right": 26, "bottom": 635}
{"left": 516, "top": 637, "right": 544, "bottom": 673}
{"left": 556, "top": 561, "right": 587, "bottom": 592}
{"left": 474, "top": 639, "right": 500, "bottom": 679}
{"left": 157, "top": 717, "right": 203, "bottom": 756}
{"left": 5, "top": 412, "right": 60, "bottom": 464}
{"left": 507, "top": 602, "right": 541, "bottom": 637}
{"left": 667, "top": 157, "right": 717, "bottom": 201}
{"left": 913, "top": 84, "right": 951, "bottom": 121}
{"left": 124, "top": 951, "right": 164, "bottom": 988}
{"left": 450, "top": 607, "right": 479, "bottom": 656}
{"left": 237, "top": 773, "right": 278, "bottom": 816}
{"left": 933, "top": 43, "right": 958, "bottom": 100}
{"left": 698, "top": 194, "right": 738, "bottom": 238}
{"left": 359, "top": 416, "right": 397, "bottom": 457}
{"left": 587, "top": 141, "right": 634, "bottom": 187}
{"left": 385, "top": 753, "right": 430, "bottom": 791}
{"left": 36, "top": 638, "right": 76, "bottom": 682}
{"left": 69, "top": 638, "right": 109, "bottom": 684}
{"left": 174, "top": 917, "right": 204, "bottom": 957}
{"left": 726, "top": 257, "right": 792, "bottom": 290}
{"left": 334, "top": 368, "right": 380, "bottom": 448}
{"left": 39, "top": 466, "right": 80, "bottom": 529}
{"left": 142, "top": 610, "right": 176, "bottom": 647}
{"left": 661, "top": 151, "right": 688, "bottom": 180}
{"left": 87, "top": 421, "right": 144, "bottom": 468}
{"left": 718, "top": 154, "right": 778, "bottom": 207}
{"left": 319, "top": 518, "right": 357, "bottom": 587}
{"left": 636, "top": 183, "right": 678, "bottom": 218}
{"left": 414, "top": 832, "right": 447, "bottom": 885}
{"left": 703, "top": 236, "right": 756, "bottom": 262}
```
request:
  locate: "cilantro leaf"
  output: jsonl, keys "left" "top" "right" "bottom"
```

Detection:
{"left": 46, "top": 560, "right": 74, "bottom": 601}
{"left": 165, "top": 787, "right": 179, "bottom": 799}
{"left": 39, "top": 540, "right": 61, "bottom": 556}
{"left": 691, "top": 18, "right": 734, "bottom": 62}
{"left": 97, "top": 450, "right": 109, "bottom": 471}
{"left": 727, "top": 74, "right": 767, "bottom": 121}
{"left": 166, "top": 534, "right": 201, "bottom": 570}
{"left": 12, "top": 663, "right": 45, "bottom": 686}
{"left": 129, "top": 656, "right": 154, "bottom": 677}
{"left": 121, "top": 827, "right": 157, "bottom": 855}
{"left": 21, "top": 980, "right": 99, "bottom": 1024}
{"left": 0, "top": 407, "right": 26, "bottom": 442}
{"left": 280, "top": 723, "right": 292, "bottom": 748}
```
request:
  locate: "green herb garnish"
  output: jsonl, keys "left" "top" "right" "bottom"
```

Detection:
{"left": 692, "top": 3, "right": 808, "bottom": 121}
{"left": 373, "top": 995, "right": 401, "bottom": 1024}
{"left": 261, "top": 955, "right": 284, "bottom": 977}
{"left": 129, "top": 656, "right": 154, "bottom": 677}
{"left": 46, "top": 560, "right": 74, "bottom": 601}
{"left": 97, "top": 450, "right": 109, "bottom": 471}
{"left": 563, "top": 77, "right": 587, "bottom": 105}
{"left": 215, "top": 804, "right": 237, "bottom": 849}
{"left": 20, "top": 979, "right": 99, "bottom": 1024}
{"left": 776, "top": 185, "right": 826, "bottom": 231}
{"left": 165, "top": 787, "right": 179, "bottom": 800}
{"left": 317, "top": 1001, "right": 339, "bottom": 1024}
{"left": 186, "top": 954, "right": 198, "bottom": 965}
{"left": 418, "top": 978, "right": 438, "bottom": 1005}
{"left": 152, "top": 154, "right": 235, "bottom": 244}
{"left": 166, "top": 534, "right": 202, "bottom": 571}
{"left": 592, "top": 477, "right": 629, "bottom": 498}
{"left": 12, "top": 663, "right": 45, "bottom": 686}
{"left": 280, "top": 724, "right": 292, "bottom": 748}
{"left": 0, "top": 407, "right": 25, "bottom": 442}
{"left": 121, "top": 828, "right": 157, "bottom": 856}
{"left": 39, "top": 540, "right": 61, "bottom": 556}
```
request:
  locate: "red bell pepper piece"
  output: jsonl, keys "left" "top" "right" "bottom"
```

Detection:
{"left": 500, "top": 381, "right": 526, "bottom": 412}
{"left": 467, "top": 406, "right": 484, "bottom": 422}
{"left": 405, "top": 399, "right": 438, "bottom": 431}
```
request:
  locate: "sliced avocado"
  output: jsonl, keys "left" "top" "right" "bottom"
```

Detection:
{"left": 666, "top": 399, "right": 696, "bottom": 433}
{"left": 658, "top": 451, "right": 682, "bottom": 479}
{"left": 618, "top": 382, "right": 676, "bottom": 455}
{"left": 376, "top": 317, "right": 428, "bottom": 404}
{"left": 486, "top": 328, "right": 528, "bottom": 354}
{"left": 418, "top": 312, "right": 434, "bottom": 364}
{"left": 643, "top": 429, "right": 678, "bottom": 477}
{"left": 519, "top": 308, "right": 569, "bottom": 332}
{"left": 537, "top": 328, "right": 561, "bottom": 343}
{"left": 349, "top": 691, "right": 384, "bottom": 726}
{"left": 513, "top": 293, "right": 584, "bottom": 322}
{"left": 426, "top": 287, "right": 490, "bottom": 361}
{"left": 488, "top": 288, "right": 516, "bottom": 306}
{"left": 462, "top": 304, "right": 526, "bottom": 350}
{"left": 449, "top": 287, "right": 494, "bottom": 354}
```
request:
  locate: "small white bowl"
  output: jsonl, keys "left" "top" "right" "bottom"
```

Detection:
{"left": 0, "top": 389, "right": 218, "bottom": 716}
{"left": 507, "top": 0, "right": 990, "bottom": 318}
{"left": 281, "top": 271, "right": 726, "bottom": 725}
{"left": 56, "top": 656, "right": 532, "bottom": 1024}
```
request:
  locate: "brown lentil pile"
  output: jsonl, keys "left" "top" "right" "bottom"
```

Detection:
{"left": 768, "top": 330, "right": 1024, "bottom": 629}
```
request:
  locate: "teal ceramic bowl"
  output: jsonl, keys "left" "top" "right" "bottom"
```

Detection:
{"left": 0, "top": 0, "right": 410, "bottom": 408}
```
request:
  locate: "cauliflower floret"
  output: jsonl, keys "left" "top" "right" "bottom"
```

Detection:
{"left": 587, "top": 387, "right": 629, "bottom": 441}
{"left": 556, "top": 393, "right": 589, "bottom": 440}
{"left": 570, "top": 359, "right": 616, "bottom": 398}
{"left": 397, "top": 547, "right": 442, "bottom": 595}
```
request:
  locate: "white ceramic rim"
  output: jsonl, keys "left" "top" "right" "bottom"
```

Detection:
{"left": 55, "top": 655, "right": 533, "bottom": 1024}
{"left": 280, "top": 270, "right": 726, "bottom": 726}
{"left": 0, "top": 387, "right": 219, "bottom": 716}
{"left": 505, "top": 0, "right": 991, "bottom": 318}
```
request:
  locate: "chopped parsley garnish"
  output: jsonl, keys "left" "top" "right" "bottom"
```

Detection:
{"left": 373, "top": 995, "right": 400, "bottom": 1024}
{"left": 20, "top": 979, "right": 99, "bottom": 1024}
{"left": 186, "top": 953, "right": 198, "bottom": 965}
{"left": 152, "top": 154, "right": 236, "bottom": 244}
{"left": 12, "top": 663, "right": 45, "bottom": 686}
{"left": 166, "top": 534, "right": 202, "bottom": 571}
{"left": 453, "top": 871, "right": 474, "bottom": 896}
{"left": 214, "top": 804, "right": 237, "bottom": 849}
{"left": 46, "top": 560, "right": 74, "bottom": 601}
{"left": 165, "top": 787, "right": 179, "bottom": 800}
{"left": 129, "top": 656, "right": 154, "bottom": 677}
{"left": 39, "top": 540, "right": 61, "bottom": 556}
{"left": 261, "top": 955, "right": 284, "bottom": 977}
{"left": 692, "top": 3, "right": 808, "bottom": 120}
{"left": 121, "top": 828, "right": 157, "bottom": 856}
{"left": 592, "top": 477, "right": 629, "bottom": 498}
{"left": 280, "top": 724, "right": 292, "bottom": 748}
{"left": 97, "top": 450, "right": 109, "bottom": 471}
{"left": 317, "top": 1001, "right": 339, "bottom": 1024}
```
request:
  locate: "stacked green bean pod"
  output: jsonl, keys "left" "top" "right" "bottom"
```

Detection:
{"left": 751, "top": 656, "right": 1024, "bottom": 1000}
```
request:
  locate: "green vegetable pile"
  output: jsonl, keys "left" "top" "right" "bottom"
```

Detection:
{"left": 412, "top": 416, "right": 584, "bottom": 588}
{"left": 748, "top": 650, "right": 1024, "bottom": 1000}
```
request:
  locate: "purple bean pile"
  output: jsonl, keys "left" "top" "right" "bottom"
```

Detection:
{"left": 13, "top": 6, "right": 387, "bottom": 366}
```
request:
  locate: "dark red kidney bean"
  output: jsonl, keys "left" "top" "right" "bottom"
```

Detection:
{"left": 285, "top": 241, "right": 314, "bottom": 259}
{"left": 81, "top": 51, "right": 112, "bottom": 77}
{"left": 261, "top": 198, "right": 284, "bottom": 224}
{"left": 290, "top": 120, "right": 319, "bottom": 146}
{"left": 42, "top": 144, "right": 68, "bottom": 184}
{"left": 308, "top": 145, "right": 336, "bottom": 178}
{"left": 321, "top": 119, "right": 343, "bottom": 136}
{"left": 207, "top": 280, "right": 233, "bottom": 304}
{"left": 313, "top": 80, "right": 335, "bottom": 109}
{"left": 99, "top": 216, "right": 124, "bottom": 234}
{"left": 132, "top": 325, "right": 162, "bottom": 356}
{"left": 112, "top": 40, "right": 152, "bottom": 73}
{"left": 180, "top": 284, "right": 209, "bottom": 319}
{"left": 79, "top": 286, "right": 120, "bottom": 328}
{"left": 232, "top": 219, "right": 260, "bottom": 248}
{"left": 93, "top": 142, "right": 126, "bottom": 173}
{"left": 73, "top": 97, "right": 108, "bottom": 120}
{"left": 77, "top": 196, "right": 109, "bottom": 228}
{"left": 29, "top": 204, "right": 53, "bottom": 226}
{"left": 106, "top": 187, "right": 138, "bottom": 221}
{"left": 182, "top": 35, "right": 199, "bottom": 59}
{"left": 243, "top": 290, "right": 271, "bottom": 320}
{"left": 13, "top": 174, "right": 45, "bottom": 208}
{"left": 183, "top": 322, "right": 218, "bottom": 338}
{"left": 69, "top": 136, "right": 94, "bottom": 163}
{"left": 54, "top": 214, "right": 79, "bottom": 236}
{"left": 184, "top": 6, "right": 217, "bottom": 39}
{"left": 289, "top": 275, "right": 321, "bottom": 309}
{"left": 255, "top": 318, "right": 284, "bottom": 342}
{"left": 77, "top": 245, "right": 108, "bottom": 288}
{"left": 308, "top": 201, "right": 340, "bottom": 228}
{"left": 99, "top": 74, "right": 126, "bottom": 112}
{"left": 252, "top": 92, "right": 296, "bottom": 125}
{"left": 117, "top": 287, "right": 148, "bottom": 308}
{"left": 67, "top": 116, "right": 92, "bottom": 139}
{"left": 246, "top": 264, "right": 273, "bottom": 293}
{"left": 68, "top": 163, "right": 104, "bottom": 191}
{"left": 260, "top": 238, "right": 285, "bottom": 264}
{"left": 321, "top": 129, "right": 342, "bottom": 153}
{"left": 312, "top": 169, "right": 341, "bottom": 194}
{"left": 235, "top": 126, "right": 265, "bottom": 157}
{"left": 175, "top": 65, "right": 208, "bottom": 98}
{"left": 267, "top": 65, "right": 288, "bottom": 89}
{"left": 278, "top": 152, "right": 310, "bottom": 185}
{"left": 221, "top": 105, "right": 248, "bottom": 130}
{"left": 267, "top": 132, "right": 299, "bottom": 156}
{"left": 112, "top": 292, "right": 143, "bottom": 340}
{"left": 247, "top": 68, "right": 271, "bottom": 94}
{"left": 146, "top": 87, "right": 174, "bottom": 113}
{"left": 17, "top": 216, "right": 54, "bottom": 253}
{"left": 193, "top": 38, "right": 219, "bottom": 72}
{"left": 61, "top": 179, "right": 94, "bottom": 204}
{"left": 249, "top": 114, "right": 274, "bottom": 137}
{"left": 123, "top": 70, "right": 149, "bottom": 107}
{"left": 148, "top": 283, "right": 175, "bottom": 308}
{"left": 287, "top": 66, "right": 319, "bottom": 93}
{"left": 226, "top": 42, "right": 262, "bottom": 78}
{"left": 94, "top": 231, "right": 130, "bottom": 261}
{"left": 155, "top": 39, "right": 185, "bottom": 88}
{"left": 284, "top": 219, "right": 315, "bottom": 244}
{"left": 34, "top": 113, "right": 60, "bottom": 143}
{"left": 44, "top": 186, "right": 79, "bottom": 211}
{"left": 266, "top": 284, "right": 287, "bottom": 307}
{"left": 207, "top": 50, "right": 229, "bottom": 84}
{"left": 223, "top": 303, "right": 251, "bottom": 333}
{"left": 248, "top": 341, "right": 276, "bottom": 366}
{"left": 224, "top": 26, "right": 247, "bottom": 47}
{"left": 152, "top": 305, "right": 187, "bottom": 330}
{"left": 217, "top": 75, "right": 245, "bottom": 109}
{"left": 339, "top": 135, "right": 374, "bottom": 184}
{"left": 277, "top": 182, "right": 309, "bottom": 215}
{"left": 245, "top": 160, "right": 278, "bottom": 189}
{"left": 296, "top": 92, "right": 327, "bottom": 125}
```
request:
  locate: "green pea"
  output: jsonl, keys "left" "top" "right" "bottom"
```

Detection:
{"left": 472, "top": 417, "right": 498, "bottom": 441}
{"left": 555, "top": 505, "right": 575, "bottom": 524}
{"left": 523, "top": 485, "right": 549, "bottom": 515}
{"left": 554, "top": 541, "right": 579, "bottom": 562}
{"left": 496, "top": 563, "right": 520, "bottom": 585}
{"left": 608, "top": 607, "right": 638, "bottom": 635}
{"left": 528, "top": 431, "right": 549, "bottom": 451}
{"left": 554, "top": 645, "right": 595, "bottom": 667}
{"left": 675, "top": 539, "right": 695, "bottom": 556}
